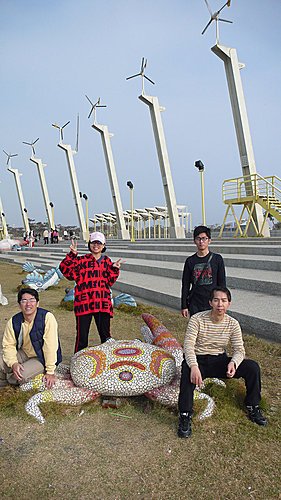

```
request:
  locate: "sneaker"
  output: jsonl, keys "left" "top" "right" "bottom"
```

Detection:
{"left": 246, "top": 405, "right": 268, "bottom": 426}
{"left": 178, "top": 412, "right": 192, "bottom": 438}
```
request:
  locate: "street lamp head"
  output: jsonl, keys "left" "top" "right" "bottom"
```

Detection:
{"left": 127, "top": 181, "right": 134, "bottom": 190}
{"left": 195, "top": 160, "right": 205, "bottom": 172}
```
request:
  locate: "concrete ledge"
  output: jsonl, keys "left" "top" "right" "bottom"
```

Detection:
{"left": 113, "top": 280, "right": 281, "bottom": 342}
{"left": 229, "top": 311, "right": 280, "bottom": 343}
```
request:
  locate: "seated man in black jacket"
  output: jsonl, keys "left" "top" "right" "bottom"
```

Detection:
{"left": 181, "top": 226, "right": 226, "bottom": 317}
{"left": 0, "top": 288, "right": 62, "bottom": 389}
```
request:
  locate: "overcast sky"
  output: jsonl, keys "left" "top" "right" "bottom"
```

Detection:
{"left": 0, "top": 0, "right": 280, "bottom": 229}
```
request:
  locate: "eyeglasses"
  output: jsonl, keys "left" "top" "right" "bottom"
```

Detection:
{"left": 20, "top": 298, "right": 37, "bottom": 304}
{"left": 90, "top": 240, "right": 103, "bottom": 245}
{"left": 195, "top": 237, "right": 209, "bottom": 242}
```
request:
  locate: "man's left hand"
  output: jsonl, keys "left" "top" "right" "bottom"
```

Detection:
{"left": 226, "top": 361, "right": 236, "bottom": 378}
{"left": 43, "top": 373, "right": 56, "bottom": 389}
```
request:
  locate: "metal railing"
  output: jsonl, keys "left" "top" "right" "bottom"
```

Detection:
{"left": 222, "top": 174, "right": 281, "bottom": 205}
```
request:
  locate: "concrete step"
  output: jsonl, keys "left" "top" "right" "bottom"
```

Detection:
{"left": 114, "top": 258, "right": 281, "bottom": 296}
{"left": 4, "top": 246, "right": 281, "bottom": 273}
{"left": 112, "top": 271, "right": 281, "bottom": 342}
{"left": 108, "top": 243, "right": 281, "bottom": 256}
{"left": 55, "top": 241, "right": 281, "bottom": 256}
{"left": 2, "top": 251, "right": 280, "bottom": 296}
{"left": 1, "top": 240, "right": 280, "bottom": 342}
{"left": 32, "top": 237, "right": 281, "bottom": 250}
{"left": 106, "top": 248, "right": 281, "bottom": 272}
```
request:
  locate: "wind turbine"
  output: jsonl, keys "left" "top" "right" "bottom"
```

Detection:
{"left": 127, "top": 58, "right": 185, "bottom": 238}
{"left": 126, "top": 57, "right": 155, "bottom": 95}
{"left": 85, "top": 95, "right": 106, "bottom": 123}
{"left": 3, "top": 150, "right": 18, "bottom": 167}
{"left": 206, "top": 1, "right": 268, "bottom": 235}
{"left": 23, "top": 138, "right": 55, "bottom": 229}
{"left": 52, "top": 116, "right": 88, "bottom": 240}
{"left": 22, "top": 138, "right": 39, "bottom": 157}
{"left": 51, "top": 120, "right": 70, "bottom": 143}
{"left": 86, "top": 94, "right": 130, "bottom": 240}
{"left": 3, "top": 150, "right": 30, "bottom": 234}
{"left": 201, "top": 0, "right": 232, "bottom": 44}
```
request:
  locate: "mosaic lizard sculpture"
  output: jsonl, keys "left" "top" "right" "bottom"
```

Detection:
{"left": 20, "top": 313, "right": 225, "bottom": 423}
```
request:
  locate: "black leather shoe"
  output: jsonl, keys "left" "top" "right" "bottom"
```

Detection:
{"left": 178, "top": 412, "right": 192, "bottom": 438}
{"left": 246, "top": 406, "right": 268, "bottom": 426}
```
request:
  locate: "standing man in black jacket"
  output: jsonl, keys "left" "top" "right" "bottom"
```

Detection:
{"left": 181, "top": 226, "right": 226, "bottom": 318}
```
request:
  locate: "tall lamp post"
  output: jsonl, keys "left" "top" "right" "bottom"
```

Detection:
{"left": 49, "top": 202, "right": 55, "bottom": 229}
{"left": 195, "top": 160, "right": 206, "bottom": 226}
{"left": 127, "top": 181, "right": 135, "bottom": 242}
{"left": 79, "top": 192, "right": 89, "bottom": 241}
{"left": 83, "top": 194, "right": 89, "bottom": 240}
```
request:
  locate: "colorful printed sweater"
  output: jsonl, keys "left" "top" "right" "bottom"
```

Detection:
{"left": 59, "top": 252, "right": 119, "bottom": 317}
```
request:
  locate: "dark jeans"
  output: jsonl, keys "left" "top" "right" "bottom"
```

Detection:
{"left": 75, "top": 312, "right": 111, "bottom": 353}
{"left": 189, "top": 302, "right": 211, "bottom": 316}
{"left": 178, "top": 353, "right": 261, "bottom": 413}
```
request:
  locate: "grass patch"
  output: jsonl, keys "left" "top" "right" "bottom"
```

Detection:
{"left": 0, "top": 261, "right": 280, "bottom": 499}
{"left": 115, "top": 302, "right": 162, "bottom": 315}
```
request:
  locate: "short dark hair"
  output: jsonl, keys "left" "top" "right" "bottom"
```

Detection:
{"left": 209, "top": 287, "right": 231, "bottom": 302}
{"left": 18, "top": 288, "right": 39, "bottom": 304}
{"left": 193, "top": 225, "right": 211, "bottom": 240}
{"left": 87, "top": 242, "right": 106, "bottom": 253}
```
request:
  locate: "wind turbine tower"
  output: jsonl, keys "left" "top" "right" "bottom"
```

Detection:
{"left": 52, "top": 118, "right": 88, "bottom": 240}
{"left": 127, "top": 58, "right": 185, "bottom": 239}
{"left": 22, "top": 138, "right": 54, "bottom": 229}
{"left": 201, "top": 0, "right": 269, "bottom": 236}
{"left": 4, "top": 151, "right": 30, "bottom": 235}
{"left": 86, "top": 96, "right": 130, "bottom": 240}
{"left": 0, "top": 184, "right": 8, "bottom": 238}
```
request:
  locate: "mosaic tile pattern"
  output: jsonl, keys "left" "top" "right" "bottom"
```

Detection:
{"left": 70, "top": 339, "right": 176, "bottom": 396}
{"left": 20, "top": 368, "right": 100, "bottom": 423}
{"left": 19, "top": 314, "right": 225, "bottom": 423}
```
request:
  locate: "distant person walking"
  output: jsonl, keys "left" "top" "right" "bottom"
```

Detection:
{"left": 59, "top": 231, "right": 123, "bottom": 353}
{"left": 43, "top": 229, "right": 49, "bottom": 244}
{"left": 181, "top": 225, "right": 226, "bottom": 317}
{"left": 53, "top": 229, "right": 59, "bottom": 243}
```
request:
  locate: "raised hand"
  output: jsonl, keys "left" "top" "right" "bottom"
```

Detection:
{"left": 112, "top": 258, "right": 125, "bottom": 269}
{"left": 70, "top": 239, "right": 78, "bottom": 255}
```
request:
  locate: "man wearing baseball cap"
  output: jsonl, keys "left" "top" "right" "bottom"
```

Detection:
{"left": 59, "top": 231, "right": 122, "bottom": 352}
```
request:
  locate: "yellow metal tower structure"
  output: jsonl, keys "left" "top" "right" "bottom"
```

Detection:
{"left": 219, "top": 174, "right": 281, "bottom": 237}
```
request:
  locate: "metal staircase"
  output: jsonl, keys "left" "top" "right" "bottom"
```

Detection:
{"left": 219, "top": 174, "right": 281, "bottom": 237}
